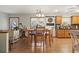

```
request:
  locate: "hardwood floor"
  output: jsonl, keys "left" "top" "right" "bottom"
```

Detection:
{"left": 49, "top": 38, "right": 72, "bottom": 53}
{"left": 9, "top": 37, "right": 73, "bottom": 53}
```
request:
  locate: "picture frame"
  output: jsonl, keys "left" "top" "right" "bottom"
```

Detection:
{"left": 9, "top": 17, "right": 19, "bottom": 29}
{"left": 45, "top": 16, "right": 55, "bottom": 26}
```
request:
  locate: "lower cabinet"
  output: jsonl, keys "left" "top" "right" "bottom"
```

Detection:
{"left": 64, "top": 30, "right": 70, "bottom": 38}
{"left": 56, "top": 29, "right": 70, "bottom": 38}
{"left": 56, "top": 30, "right": 65, "bottom": 38}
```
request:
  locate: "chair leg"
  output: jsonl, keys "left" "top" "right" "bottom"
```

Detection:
{"left": 72, "top": 47, "right": 75, "bottom": 53}
{"left": 43, "top": 40, "right": 44, "bottom": 52}
{"left": 34, "top": 37, "right": 36, "bottom": 53}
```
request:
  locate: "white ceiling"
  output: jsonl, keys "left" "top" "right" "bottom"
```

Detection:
{"left": 0, "top": 5, "right": 79, "bottom": 14}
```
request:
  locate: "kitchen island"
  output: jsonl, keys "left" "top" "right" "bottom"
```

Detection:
{"left": 56, "top": 29, "right": 79, "bottom": 38}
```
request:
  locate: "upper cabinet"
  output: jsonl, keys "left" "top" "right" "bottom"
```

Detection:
{"left": 55, "top": 16, "right": 62, "bottom": 24}
{"left": 71, "top": 16, "right": 79, "bottom": 24}
{"left": 77, "top": 16, "right": 79, "bottom": 24}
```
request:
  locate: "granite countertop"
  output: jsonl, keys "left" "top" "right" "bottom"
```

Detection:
{"left": 56, "top": 29, "right": 79, "bottom": 30}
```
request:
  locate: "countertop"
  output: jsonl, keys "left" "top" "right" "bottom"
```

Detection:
{"left": 0, "top": 30, "right": 9, "bottom": 33}
{"left": 56, "top": 29, "right": 79, "bottom": 30}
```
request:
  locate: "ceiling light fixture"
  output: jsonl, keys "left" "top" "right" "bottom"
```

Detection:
{"left": 36, "top": 9, "right": 44, "bottom": 17}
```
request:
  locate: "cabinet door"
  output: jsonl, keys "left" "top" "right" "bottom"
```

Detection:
{"left": 56, "top": 30, "right": 64, "bottom": 38}
{"left": 55, "top": 16, "right": 62, "bottom": 24}
{"left": 77, "top": 16, "right": 79, "bottom": 24}
{"left": 71, "top": 16, "right": 78, "bottom": 24}
{"left": 65, "top": 30, "right": 70, "bottom": 38}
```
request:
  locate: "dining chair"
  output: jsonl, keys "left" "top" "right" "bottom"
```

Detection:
{"left": 49, "top": 27, "right": 53, "bottom": 47}
{"left": 45, "top": 29, "right": 51, "bottom": 47}
{"left": 69, "top": 30, "right": 79, "bottom": 53}
{"left": 35, "top": 27, "right": 46, "bottom": 52}
{"left": 27, "top": 29, "right": 36, "bottom": 48}
{"left": 22, "top": 28, "right": 29, "bottom": 45}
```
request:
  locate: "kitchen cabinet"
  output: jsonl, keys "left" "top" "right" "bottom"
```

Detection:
{"left": 56, "top": 29, "right": 64, "bottom": 38}
{"left": 55, "top": 16, "right": 62, "bottom": 24}
{"left": 64, "top": 30, "right": 70, "bottom": 38}
{"left": 71, "top": 16, "right": 79, "bottom": 24}
{"left": 56, "top": 29, "right": 70, "bottom": 38}
{"left": 77, "top": 16, "right": 79, "bottom": 24}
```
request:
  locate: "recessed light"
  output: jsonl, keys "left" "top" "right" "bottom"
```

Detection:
{"left": 54, "top": 9, "right": 59, "bottom": 12}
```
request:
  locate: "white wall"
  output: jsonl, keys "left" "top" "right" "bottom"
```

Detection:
{"left": 62, "top": 17, "right": 71, "bottom": 25}
{"left": 0, "top": 13, "right": 8, "bottom": 30}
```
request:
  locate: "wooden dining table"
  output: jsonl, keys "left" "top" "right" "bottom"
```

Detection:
{"left": 27, "top": 28, "right": 51, "bottom": 47}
